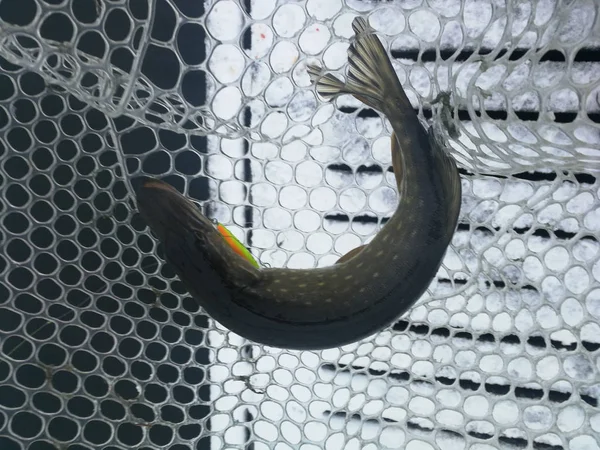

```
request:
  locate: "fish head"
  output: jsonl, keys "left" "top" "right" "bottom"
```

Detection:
{"left": 135, "top": 177, "right": 214, "bottom": 243}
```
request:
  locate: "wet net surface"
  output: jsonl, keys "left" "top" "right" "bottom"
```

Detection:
{"left": 0, "top": 0, "right": 600, "bottom": 449}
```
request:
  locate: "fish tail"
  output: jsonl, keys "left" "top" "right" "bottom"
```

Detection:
{"left": 308, "top": 17, "right": 412, "bottom": 114}
{"left": 307, "top": 64, "right": 347, "bottom": 101}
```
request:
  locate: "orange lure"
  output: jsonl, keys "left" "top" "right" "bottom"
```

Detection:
{"left": 216, "top": 224, "right": 260, "bottom": 268}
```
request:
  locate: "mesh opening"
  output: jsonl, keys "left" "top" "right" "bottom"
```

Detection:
{"left": 1, "top": 0, "right": 600, "bottom": 449}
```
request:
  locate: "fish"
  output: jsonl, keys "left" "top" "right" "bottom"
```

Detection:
{"left": 135, "top": 17, "right": 462, "bottom": 350}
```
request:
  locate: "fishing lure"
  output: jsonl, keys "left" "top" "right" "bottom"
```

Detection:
{"left": 136, "top": 17, "right": 462, "bottom": 349}
{"left": 216, "top": 223, "right": 260, "bottom": 269}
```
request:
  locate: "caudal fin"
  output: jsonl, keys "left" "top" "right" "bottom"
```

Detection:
{"left": 308, "top": 17, "right": 412, "bottom": 113}
{"left": 307, "top": 64, "right": 346, "bottom": 101}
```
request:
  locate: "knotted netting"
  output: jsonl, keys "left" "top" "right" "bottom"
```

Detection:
{"left": 0, "top": 0, "right": 599, "bottom": 449}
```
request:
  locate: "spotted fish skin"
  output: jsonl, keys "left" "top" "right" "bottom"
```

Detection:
{"left": 136, "top": 17, "right": 462, "bottom": 350}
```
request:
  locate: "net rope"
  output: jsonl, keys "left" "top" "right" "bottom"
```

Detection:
{"left": 0, "top": 0, "right": 599, "bottom": 449}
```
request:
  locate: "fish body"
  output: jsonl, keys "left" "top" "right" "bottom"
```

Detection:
{"left": 136, "top": 17, "right": 461, "bottom": 349}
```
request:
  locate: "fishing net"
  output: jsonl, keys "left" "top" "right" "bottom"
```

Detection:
{"left": 1, "top": 0, "right": 599, "bottom": 449}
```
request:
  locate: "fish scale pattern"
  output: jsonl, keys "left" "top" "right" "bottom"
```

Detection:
{"left": 0, "top": 0, "right": 599, "bottom": 449}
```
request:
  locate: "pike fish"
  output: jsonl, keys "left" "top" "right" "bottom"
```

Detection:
{"left": 136, "top": 17, "right": 462, "bottom": 349}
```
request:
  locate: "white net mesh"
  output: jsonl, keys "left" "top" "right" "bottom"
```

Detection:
{"left": 0, "top": 0, "right": 599, "bottom": 449}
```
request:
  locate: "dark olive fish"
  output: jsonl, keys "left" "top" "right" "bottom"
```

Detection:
{"left": 136, "top": 17, "right": 462, "bottom": 349}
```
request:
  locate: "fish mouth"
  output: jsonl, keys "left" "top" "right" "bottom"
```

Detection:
{"left": 135, "top": 177, "right": 207, "bottom": 241}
